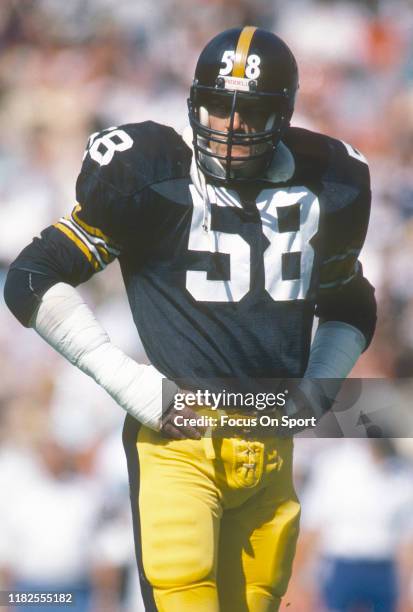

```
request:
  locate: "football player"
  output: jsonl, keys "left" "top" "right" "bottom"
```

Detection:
{"left": 4, "top": 27, "right": 376, "bottom": 611}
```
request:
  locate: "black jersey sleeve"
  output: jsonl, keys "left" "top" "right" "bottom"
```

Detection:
{"left": 60, "top": 123, "right": 161, "bottom": 273}
{"left": 314, "top": 139, "right": 377, "bottom": 347}
{"left": 3, "top": 225, "right": 96, "bottom": 327}
{"left": 65, "top": 122, "right": 190, "bottom": 269}
{"left": 4, "top": 122, "right": 190, "bottom": 327}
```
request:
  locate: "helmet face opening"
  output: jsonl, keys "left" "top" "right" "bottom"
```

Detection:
{"left": 188, "top": 87, "right": 291, "bottom": 181}
{"left": 188, "top": 27, "right": 299, "bottom": 183}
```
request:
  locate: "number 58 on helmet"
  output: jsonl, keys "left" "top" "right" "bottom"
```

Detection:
{"left": 188, "top": 27, "right": 299, "bottom": 182}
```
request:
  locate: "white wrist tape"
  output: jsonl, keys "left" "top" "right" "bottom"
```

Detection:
{"left": 305, "top": 321, "right": 366, "bottom": 379}
{"left": 284, "top": 321, "right": 366, "bottom": 419}
{"left": 31, "top": 282, "right": 178, "bottom": 430}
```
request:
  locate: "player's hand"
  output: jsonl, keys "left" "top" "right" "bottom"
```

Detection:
{"left": 160, "top": 405, "right": 206, "bottom": 440}
{"left": 279, "top": 379, "right": 337, "bottom": 435}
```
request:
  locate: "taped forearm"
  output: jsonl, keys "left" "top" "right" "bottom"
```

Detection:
{"left": 285, "top": 321, "right": 366, "bottom": 420}
{"left": 304, "top": 321, "right": 366, "bottom": 379}
{"left": 31, "top": 282, "right": 178, "bottom": 429}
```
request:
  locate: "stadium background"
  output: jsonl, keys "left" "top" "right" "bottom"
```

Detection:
{"left": 1, "top": 0, "right": 413, "bottom": 610}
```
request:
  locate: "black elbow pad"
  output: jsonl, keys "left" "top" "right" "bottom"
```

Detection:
{"left": 4, "top": 267, "right": 57, "bottom": 327}
{"left": 316, "top": 276, "right": 377, "bottom": 349}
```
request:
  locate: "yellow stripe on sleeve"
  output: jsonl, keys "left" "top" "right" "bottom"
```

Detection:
{"left": 232, "top": 26, "right": 257, "bottom": 77}
{"left": 72, "top": 203, "right": 120, "bottom": 249}
{"left": 97, "top": 244, "right": 114, "bottom": 264}
{"left": 54, "top": 222, "right": 101, "bottom": 271}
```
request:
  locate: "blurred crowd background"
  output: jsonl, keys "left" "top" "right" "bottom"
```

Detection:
{"left": 1, "top": 0, "right": 413, "bottom": 610}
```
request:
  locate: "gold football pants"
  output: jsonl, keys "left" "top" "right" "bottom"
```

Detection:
{"left": 123, "top": 414, "right": 300, "bottom": 612}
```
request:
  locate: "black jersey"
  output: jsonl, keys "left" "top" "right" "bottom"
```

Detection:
{"left": 6, "top": 121, "right": 374, "bottom": 388}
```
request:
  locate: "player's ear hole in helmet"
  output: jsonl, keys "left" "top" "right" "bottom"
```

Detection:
{"left": 188, "top": 26, "right": 299, "bottom": 182}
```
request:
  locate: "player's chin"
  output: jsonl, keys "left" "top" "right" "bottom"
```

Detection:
{"left": 221, "top": 145, "right": 252, "bottom": 163}
{"left": 230, "top": 156, "right": 251, "bottom": 167}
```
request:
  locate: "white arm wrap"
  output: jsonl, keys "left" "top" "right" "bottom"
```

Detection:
{"left": 305, "top": 321, "right": 366, "bottom": 379}
{"left": 31, "top": 282, "right": 178, "bottom": 430}
{"left": 284, "top": 321, "right": 366, "bottom": 420}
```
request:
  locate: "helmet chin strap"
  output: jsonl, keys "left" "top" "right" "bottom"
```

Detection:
{"left": 197, "top": 106, "right": 277, "bottom": 181}
{"left": 265, "top": 112, "right": 276, "bottom": 131}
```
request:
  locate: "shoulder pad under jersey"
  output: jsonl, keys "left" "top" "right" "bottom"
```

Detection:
{"left": 77, "top": 121, "right": 192, "bottom": 198}
{"left": 284, "top": 126, "right": 370, "bottom": 198}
